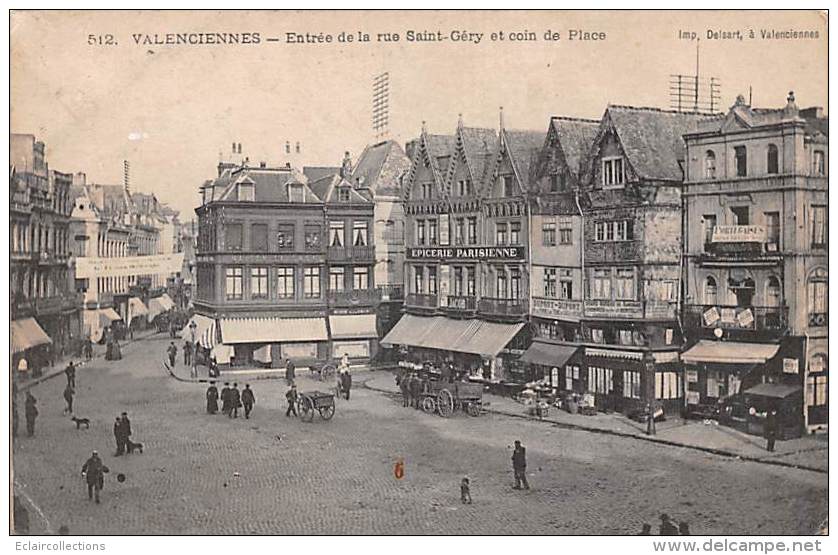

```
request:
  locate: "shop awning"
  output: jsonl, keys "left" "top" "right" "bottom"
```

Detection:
{"left": 329, "top": 314, "right": 378, "bottom": 340}
{"left": 253, "top": 344, "right": 272, "bottom": 364}
{"left": 219, "top": 317, "right": 328, "bottom": 344}
{"left": 11, "top": 318, "right": 52, "bottom": 354}
{"left": 99, "top": 308, "right": 122, "bottom": 327}
{"left": 744, "top": 383, "right": 802, "bottom": 399}
{"left": 681, "top": 340, "right": 780, "bottom": 365}
{"left": 520, "top": 342, "right": 581, "bottom": 367}
{"left": 182, "top": 314, "right": 217, "bottom": 349}
{"left": 158, "top": 293, "right": 176, "bottom": 310}
{"left": 128, "top": 297, "right": 149, "bottom": 316}
{"left": 211, "top": 344, "right": 234, "bottom": 365}
{"left": 147, "top": 297, "right": 169, "bottom": 320}
{"left": 381, "top": 315, "right": 523, "bottom": 358}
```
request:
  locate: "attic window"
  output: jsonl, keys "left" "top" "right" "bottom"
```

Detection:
{"left": 338, "top": 187, "right": 351, "bottom": 202}
{"left": 287, "top": 183, "right": 305, "bottom": 203}
{"left": 237, "top": 183, "right": 255, "bottom": 201}
{"left": 602, "top": 157, "right": 625, "bottom": 189}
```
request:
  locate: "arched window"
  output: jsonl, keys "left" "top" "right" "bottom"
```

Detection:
{"left": 765, "top": 276, "right": 781, "bottom": 307}
{"left": 806, "top": 353, "right": 828, "bottom": 409}
{"left": 767, "top": 144, "right": 779, "bottom": 174}
{"left": 704, "top": 276, "right": 718, "bottom": 306}
{"left": 807, "top": 268, "right": 828, "bottom": 327}
{"left": 704, "top": 151, "right": 716, "bottom": 179}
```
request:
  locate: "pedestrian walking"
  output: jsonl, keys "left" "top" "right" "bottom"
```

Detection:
{"left": 183, "top": 341, "right": 192, "bottom": 367}
{"left": 340, "top": 353, "right": 350, "bottom": 372}
{"left": 659, "top": 514, "right": 678, "bottom": 535}
{"left": 24, "top": 392, "right": 38, "bottom": 437}
{"left": 645, "top": 403, "right": 657, "bottom": 436}
{"left": 220, "top": 382, "right": 231, "bottom": 416}
{"left": 229, "top": 383, "right": 241, "bottom": 418}
{"left": 167, "top": 342, "right": 178, "bottom": 368}
{"left": 511, "top": 440, "right": 530, "bottom": 490}
{"left": 63, "top": 384, "right": 75, "bottom": 415}
{"left": 120, "top": 412, "right": 132, "bottom": 452}
{"left": 409, "top": 373, "right": 422, "bottom": 409}
{"left": 285, "top": 384, "right": 298, "bottom": 417}
{"left": 399, "top": 372, "right": 410, "bottom": 407}
{"left": 84, "top": 337, "right": 94, "bottom": 360}
{"left": 206, "top": 382, "right": 219, "bottom": 414}
{"left": 340, "top": 369, "right": 352, "bottom": 401}
{"left": 81, "top": 450, "right": 109, "bottom": 504}
{"left": 113, "top": 416, "right": 125, "bottom": 456}
{"left": 285, "top": 359, "right": 296, "bottom": 385}
{"left": 241, "top": 384, "right": 255, "bottom": 419}
{"left": 460, "top": 476, "right": 472, "bottom": 504}
{"left": 65, "top": 361, "right": 76, "bottom": 388}
{"left": 764, "top": 408, "right": 778, "bottom": 452}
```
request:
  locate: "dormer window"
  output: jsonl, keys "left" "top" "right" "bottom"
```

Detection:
{"left": 338, "top": 187, "right": 351, "bottom": 202}
{"left": 500, "top": 175, "right": 515, "bottom": 197}
{"left": 420, "top": 182, "right": 433, "bottom": 199}
{"left": 237, "top": 182, "right": 254, "bottom": 202}
{"left": 602, "top": 157, "right": 625, "bottom": 188}
{"left": 287, "top": 183, "right": 305, "bottom": 203}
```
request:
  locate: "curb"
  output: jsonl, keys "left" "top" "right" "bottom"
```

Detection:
{"left": 361, "top": 377, "right": 827, "bottom": 475}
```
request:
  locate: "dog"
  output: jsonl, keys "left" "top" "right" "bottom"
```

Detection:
{"left": 126, "top": 439, "right": 144, "bottom": 454}
{"left": 71, "top": 416, "right": 90, "bottom": 430}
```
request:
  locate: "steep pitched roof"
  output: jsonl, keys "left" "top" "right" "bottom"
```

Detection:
{"left": 214, "top": 166, "right": 321, "bottom": 204}
{"left": 306, "top": 173, "right": 371, "bottom": 204}
{"left": 351, "top": 140, "right": 410, "bottom": 197}
{"left": 603, "top": 106, "right": 721, "bottom": 181}
{"left": 303, "top": 166, "right": 340, "bottom": 183}
{"left": 403, "top": 132, "right": 457, "bottom": 200}
{"left": 459, "top": 127, "right": 497, "bottom": 185}
{"left": 504, "top": 129, "right": 547, "bottom": 189}
{"left": 550, "top": 117, "right": 600, "bottom": 177}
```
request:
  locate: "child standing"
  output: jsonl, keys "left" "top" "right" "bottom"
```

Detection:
{"left": 460, "top": 476, "right": 472, "bottom": 504}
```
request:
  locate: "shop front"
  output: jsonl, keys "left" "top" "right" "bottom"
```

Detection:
{"left": 217, "top": 316, "right": 329, "bottom": 368}
{"left": 519, "top": 340, "right": 583, "bottom": 391}
{"left": 11, "top": 317, "right": 53, "bottom": 378}
{"left": 329, "top": 313, "right": 379, "bottom": 363}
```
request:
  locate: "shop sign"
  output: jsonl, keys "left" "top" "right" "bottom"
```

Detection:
{"left": 407, "top": 245, "right": 525, "bottom": 260}
{"left": 686, "top": 391, "right": 700, "bottom": 405}
{"left": 736, "top": 308, "right": 754, "bottom": 327}
{"left": 711, "top": 225, "right": 766, "bottom": 243}
{"left": 783, "top": 358, "right": 799, "bottom": 375}
{"left": 703, "top": 306, "right": 720, "bottom": 326}
{"left": 686, "top": 369, "right": 699, "bottom": 383}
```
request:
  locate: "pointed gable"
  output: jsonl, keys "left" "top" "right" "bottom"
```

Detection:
{"left": 549, "top": 117, "right": 600, "bottom": 179}
{"left": 351, "top": 140, "right": 411, "bottom": 197}
{"left": 403, "top": 130, "right": 456, "bottom": 201}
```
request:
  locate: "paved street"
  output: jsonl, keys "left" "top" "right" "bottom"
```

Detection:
{"left": 13, "top": 336, "right": 828, "bottom": 535}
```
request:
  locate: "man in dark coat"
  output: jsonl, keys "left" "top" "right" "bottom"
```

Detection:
{"left": 229, "top": 383, "right": 241, "bottom": 418}
{"left": 409, "top": 373, "right": 422, "bottom": 409}
{"left": 340, "top": 371, "right": 352, "bottom": 401}
{"left": 120, "top": 412, "right": 132, "bottom": 451}
{"left": 285, "top": 359, "right": 296, "bottom": 385}
{"left": 167, "top": 342, "right": 177, "bottom": 368}
{"left": 113, "top": 416, "right": 125, "bottom": 456}
{"left": 63, "top": 384, "right": 75, "bottom": 415}
{"left": 65, "top": 361, "right": 76, "bottom": 388}
{"left": 220, "top": 383, "right": 231, "bottom": 416}
{"left": 206, "top": 382, "right": 219, "bottom": 414}
{"left": 81, "top": 450, "right": 109, "bottom": 503}
{"left": 241, "top": 384, "right": 255, "bottom": 419}
{"left": 183, "top": 341, "right": 192, "bottom": 367}
{"left": 511, "top": 440, "right": 530, "bottom": 490}
{"left": 764, "top": 409, "right": 779, "bottom": 452}
{"left": 399, "top": 373, "right": 410, "bottom": 407}
{"left": 24, "top": 392, "right": 38, "bottom": 437}
{"left": 285, "top": 384, "right": 298, "bottom": 417}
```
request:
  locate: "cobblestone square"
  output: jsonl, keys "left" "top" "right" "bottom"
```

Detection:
{"left": 12, "top": 336, "right": 828, "bottom": 535}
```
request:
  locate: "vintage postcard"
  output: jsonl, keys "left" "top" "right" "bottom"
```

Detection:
{"left": 8, "top": 9, "right": 828, "bottom": 540}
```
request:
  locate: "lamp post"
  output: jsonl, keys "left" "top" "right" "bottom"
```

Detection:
{"left": 643, "top": 346, "right": 656, "bottom": 435}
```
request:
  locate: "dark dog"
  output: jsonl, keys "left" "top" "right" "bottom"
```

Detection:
{"left": 71, "top": 416, "right": 90, "bottom": 429}
{"left": 126, "top": 439, "right": 144, "bottom": 454}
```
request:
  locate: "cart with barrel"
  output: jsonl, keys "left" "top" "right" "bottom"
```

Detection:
{"left": 295, "top": 390, "right": 336, "bottom": 422}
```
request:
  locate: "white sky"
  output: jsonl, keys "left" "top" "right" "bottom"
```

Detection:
{"left": 10, "top": 10, "right": 828, "bottom": 218}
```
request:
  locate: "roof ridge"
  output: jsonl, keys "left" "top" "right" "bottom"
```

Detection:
{"left": 550, "top": 115, "right": 601, "bottom": 124}
{"left": 608, "top": 104, "right": 724, "bottom": 117}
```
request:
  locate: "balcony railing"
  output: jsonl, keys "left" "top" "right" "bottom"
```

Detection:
{"left": 446, "top": 295, "right": 477, "bottom": 312}
{"left": 478, "top": 297, "right": 528, "bottom": 318}
{"left": 378, "top": 284, "right": 404, "bottom": 301}
{"left": 584, "top": 299, "right": 644, "bottom": 319}
{"left": 326, "top": 244, "right": 375, "bottom": 261}
{"left": 405, "top": 293, "right": 438, "bottom": 309}
{"left": 327, "top": 288, "right": 381, "bottom": 307}
{"left": 684, "top": 304, "right": 789, "bottom": 333}
{"left": 531, "top": 297, "right": 584, "bottom": 320}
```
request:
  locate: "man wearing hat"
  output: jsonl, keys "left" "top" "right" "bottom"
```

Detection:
{"left": 659, "top": 513, "right": 678, "bottom": 535}
{"left": 81, "top": 451, "right": 109, "bottom": 503}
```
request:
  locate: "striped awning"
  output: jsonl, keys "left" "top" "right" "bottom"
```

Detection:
{"left": 158, "top": 293, "right": 176, "bottom": 310}
{"left": 382, "top": 315, "right": 524, "bottom": 358}
{"left": 329, "top": 314, "right": 378, "bottom": 340}
{"left": 682, "top": 340, "right": 780, "bottom": 365}
{"left": 211, "top": 343, "right": 234, "bottom": 365}
{"left": 183, "top": 314, "right": 217, "bottom": 349}
{"left": 128, "top": 297, "right": 149, "bottom": 316}
{"left": 11, "top": 318, "right": 52, "bottom": 354}
{"left": 148, "top": 297, "right": 170, "bottom": 320}
{"left": 219, "top": 317, "right": 328, "bottom": 344}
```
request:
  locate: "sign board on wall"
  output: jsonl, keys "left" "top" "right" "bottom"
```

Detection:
{"left": 783, "top": 358, "right": 799, "bottom": 374}
{"left": 711, "top": 225, "right": 766, "bottom": 243}
{"left": 76, "top": 253, "right": 185, "bottom": 279}
{"left": 406, "top": 246, "right": 525, "bottom": 261}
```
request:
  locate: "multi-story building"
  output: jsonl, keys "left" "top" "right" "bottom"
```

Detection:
{"left": 522, "top": 116, "right": 600, "bottom": 387}
{"left": 681, "top": 92, "right": 828, "bottom": 434}
{"left": 10, "top": 134, "right": 76, "bottom": 370}
{"left": 383, "top": 118, "right": 541, "bottom": 380}
{"left": 194, "top": 157, "right": 379, "bottom": 368}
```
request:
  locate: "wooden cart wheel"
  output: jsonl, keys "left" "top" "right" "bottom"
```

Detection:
{"left": 299, "top": 395, "right": 315, "bottom": 422}
{"left": 422, "top": 396, "right": 436, "bottom": 414}
{"left": 321, "top": 364, "right": 336, "bottom": 382}
{"left": 437, "top": 389, "right": 454, "bottom": 418}
{"left": 467, "top": 402, "right": 481, "bottom": 417}
{"left": 319, "top": 403, "right": 335, "bottom": 420}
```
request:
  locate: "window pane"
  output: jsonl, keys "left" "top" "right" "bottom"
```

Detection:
{"left": 251, "top": 224, "right": 268, "bottom": 251}
{"left": 226, "top": 224, "right": 243, "bottom": 250}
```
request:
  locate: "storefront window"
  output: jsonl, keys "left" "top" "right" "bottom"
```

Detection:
{"left": 806, "top": 354, "right": 828, "bottom": 407}
{"left": 623, "top": 371, "right": 641, "bottom": 399}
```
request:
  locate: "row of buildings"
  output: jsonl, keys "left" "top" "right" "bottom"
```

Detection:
{"left": 10, "top": 133, "right": 189, "bottom": 374}
{"left": 192, "top": 92, "right": 826, "bottom": 436}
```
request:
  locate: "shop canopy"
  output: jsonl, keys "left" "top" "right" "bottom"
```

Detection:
{"left": 520, "top": 341, "right": 581, "bottom": 368}
{"left": 147, "top": 297, "right": 169, "bottom": 320}
{"left": 681, "top": 340, "right": 780, "bottom": 365}
{"left": 98, "top": 308, "right": 122, "bottom": 327}
{"left": 182, "top": 314, "right": 217, "bottom": 349}
{"left": 211, "top": 344, "right": 234, "bottom": 365}
{"left": 381, "top": 314, "right": 524, "bottom": 358}
{"left": 127, "top": 297, "right": 148, "bottom": 326}
{"left": 744, "top": 383, "right": 802, "bottom": 399}
{"left": 219, "top": 317, "right": 328, "bottom": 344}
{"left": 329, "top": 314, "right": 378, "bottom": 340}
{"left": 11, "top": 317, "right": 52, "bottom": 354}
{"left": 253, "top": 344, "right": 272, "bottom": 364}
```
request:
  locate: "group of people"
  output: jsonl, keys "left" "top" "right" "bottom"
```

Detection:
{"left": 205, "top": 382, "right": 256, "bottom": 419}
{"left": 112, "top": 411, "right": 134, "bottom": 456}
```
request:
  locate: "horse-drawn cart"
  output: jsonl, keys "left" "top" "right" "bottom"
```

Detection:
{"left": 296, "top": 390, "right": 336, "bottom": 422}
{"left": 421, "top": 380, "right": 485, "bottom": 417}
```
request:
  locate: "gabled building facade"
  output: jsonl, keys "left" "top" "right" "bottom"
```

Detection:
{"left": 681, "top": 93, "right": 828, "bottom": 434}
